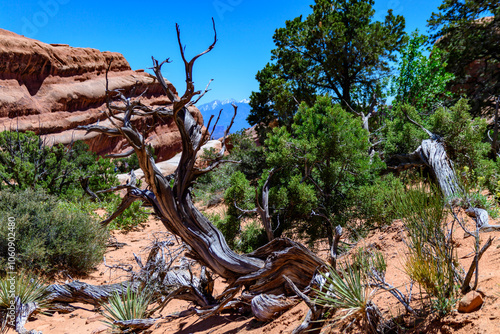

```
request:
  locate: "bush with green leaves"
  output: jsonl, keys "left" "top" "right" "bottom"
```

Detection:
{"left": 222, "top": 171, "right": 255, "bottom": 248}
{"left": 226, "top": 130, "right": 266, "bottom": 181}
{"left": 356, "top": 174, "right": 405, "bottom": 228}
{"left": 382, "top": 104, "right": 429, "bottom": 157}
{"left": 194, "top": 163, "right": 236, "bottom": 206}
{"left": 108, "top": 200, "right": 150, "bottom": 230}
{"left": 265, "top": 96, "right": 384, "bottom": 244}
{"left": 113, "top": 144, "right": 156, "bottom": 173}
{"left": 0, "top": 189, "right": 108, "bottom": 276}
{"left": 384, "top": 99, "right": 489, "bottom": 175}
{"left": 0, "top": 131, "right": 119, "bottom": 199}
{"left": 428, "top": 99, "right": 489, "bottom": 170}
{"left": 391, "top": 30, "right": 455, "bottom": 113}
{"left": 236, "top": 221, "right": 267, "bottom": 254}
{"left": 193, "top": 130, "right": 265, "bottom": 206}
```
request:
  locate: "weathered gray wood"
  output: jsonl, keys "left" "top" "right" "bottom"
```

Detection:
{"left": 251, "top": 294, "right": 297, "bottom": 322}
{"left": 329, "top": 225, "right": 342, "bottom": 269}
{"left": 14, "top": 297, "right": 41, "bottom": 334}
{"left": 418, "top": 139, "right": 461, "bottom": 198}
{"left": 466, "top": 207, "right": 500, "bottom": 232}
{"left": 387, "top": 139, "right": 461, "bottom": 198}
{"left": 113, "top": 318, "right": 157, "bottom": 331}
{"left": 284, "top": 275, "right": 324, "bottom": 334}
{"left": 46, "top": 280, "right": 140, "bottom": 305}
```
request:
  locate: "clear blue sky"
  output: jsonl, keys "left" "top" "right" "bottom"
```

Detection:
{"left": 0, "top": 0, "right": 443, "bottom": 102}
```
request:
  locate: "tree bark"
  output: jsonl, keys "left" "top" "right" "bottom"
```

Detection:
{"left": 387, "top": 139, "right": 461, "bottom": 198}
{"left": 418, "top": 139, "right": 461, "bottom": 198}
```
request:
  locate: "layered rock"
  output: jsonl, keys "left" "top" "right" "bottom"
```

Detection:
{"left": 0, "top": 28, "right": 203, "bottom": 161}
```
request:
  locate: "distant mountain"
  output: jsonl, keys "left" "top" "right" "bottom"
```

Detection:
{"left": 197, "top": 99, "right": 250, "bottom": 139}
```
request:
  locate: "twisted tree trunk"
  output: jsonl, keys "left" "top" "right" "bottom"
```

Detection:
{"left": 418, "top": 139, "right": 461, "bottom": 198}
{"left": 387, "top": 139, "right": 461, "bottom": 199}
{"left": 80, "top": 20, "right": 325, "bottom": 321}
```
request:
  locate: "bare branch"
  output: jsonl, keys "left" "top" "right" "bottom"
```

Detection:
{"left": 78, "top": 124, "right": 122, "bottom": 137}
{"left": 402, "top": 107, "right": 437, "bottom": 139}
{"left": 461, "top": 236, "right": 495, "bottom": 293}
{"left": 150, "top": 57, "right": 179, "bottom": 103}
{"left": 329, "top": 225, "right": 342, "bottom": 269}
{"left": 194, "top": 159, "right": 241, "bottom": 175}
{"left": 190, "top": 79, "right": 214, "bottom": 106}
{"left": 210, "top": 109, "right": 223, "bottom": 139}
{"left": 234, "top": 202, "right": 258, "bottom": 215}
{"left": 105, "top": 149, "right": 135, "bottom": 159}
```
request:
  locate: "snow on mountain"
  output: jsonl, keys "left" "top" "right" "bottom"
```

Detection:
{"left": 197, "top": 99, "right": 251, "bottom": 139}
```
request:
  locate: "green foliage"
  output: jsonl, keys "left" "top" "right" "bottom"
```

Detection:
{"left": 108, "top": 201, "right": 150, "bottom": 230}
{"left": 194, "top": 163, "right": 235, "bottom": 206}
{"left": 428, "top": 0, "right": 499, "bottom": 115}
{"left": 101, "top": 285, "right": 152, "bottom": 331}
{"left": 208, "top": 212, "right": 266, "bottom": 254}
{"left": 429, "top": 98, "right": 489, "bottom": 169}
{"left": 0, "top": 131, "right": 119, "bottom": 199}
{"left": 248, "top": 63, "right": 305, "bottom": 137}
{"left": 351, "top": 247, "right": 387, "bottom": 278}
{"left": 384, "top": 99, "right": 489, "bottom": 171}
{"left": 222, "top": 171, "right": 254, "bottom": 249}
{"left": 0, "top": 272, "right": 50, "bottom": 309}
{"left": 391, "top": 30, "right": 455, "bottom": 112}
{"left": 0, "top": 189, "right": 108, "bottom": 275}
{"left": 113, "top": 144, "right": 156, "bottom": 173}
{"left": 382, "top": 104, "right": 428, "bottom": 156}
{"left": 453, "top": 166, "right": 500, "bottom": 218}
{"left": 249, "top": 0, "right": 406, "bottom": 129}
{"left": 479, "top": 159, "right": 500, "bottom": 207}
{"left": 356, "top": 174, "right": 406, "bottom": 228}
{"left": 227, "top": 131, "right": 267, "bottom": 181}
{"left": 265, "top": 96, "right": 381, "bottom": 243}
{"left": 236, "top": 221, "right": 267, "bottom": 254}
{"left": 193, "top": 130, "right": 264, "bottom": 206}
{"left": 208, "top": 212, "right": 237, "bottom": 250}
{"left": 394, "top": 182, "right": 460, "bottom": 314}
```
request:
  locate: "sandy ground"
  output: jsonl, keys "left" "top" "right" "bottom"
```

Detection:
{"left": 23, "top": 208, "right": 500, "bottom": 334}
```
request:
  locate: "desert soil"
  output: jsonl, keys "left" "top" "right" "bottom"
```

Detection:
{"left": 25, "top": 208, "right": 500, "bottom": 334}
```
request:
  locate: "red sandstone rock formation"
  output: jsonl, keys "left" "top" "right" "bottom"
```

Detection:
{"left": 0, "top": 28, "right": 203, "bottom": 161}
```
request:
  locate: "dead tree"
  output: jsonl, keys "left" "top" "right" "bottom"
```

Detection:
{"left": 79, "top": 20, "right": 325, "bottom": 321}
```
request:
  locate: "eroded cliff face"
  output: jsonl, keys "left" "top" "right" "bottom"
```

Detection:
{"left": 0, "top": 28, "right": 203, "bottom": 161}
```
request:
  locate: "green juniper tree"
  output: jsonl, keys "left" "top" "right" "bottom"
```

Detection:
{"left": 248, "top": 0, "right": 406, "bottom": 136}
{"left": 265, "top": 96, "right": 383, "bottom": 245}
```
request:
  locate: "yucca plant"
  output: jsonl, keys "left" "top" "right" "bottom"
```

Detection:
{"left": 0, "top": 272, "right": 50, "bottom": 334}
{"left": 101, "top": 285, "right": 153, "bottom": 332}
{"left": 314, "top": 264, "right": 381, "bottom": 334}
{"left": 0, "top": 271, "right": 50, "bottom": 309}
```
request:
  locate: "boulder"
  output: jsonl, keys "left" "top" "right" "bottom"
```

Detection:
{"left": 0, "top": 28, "right": 203, "bottom": 162}
{"left": 458, "top": 290, "right": 484, "bottom": 313}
